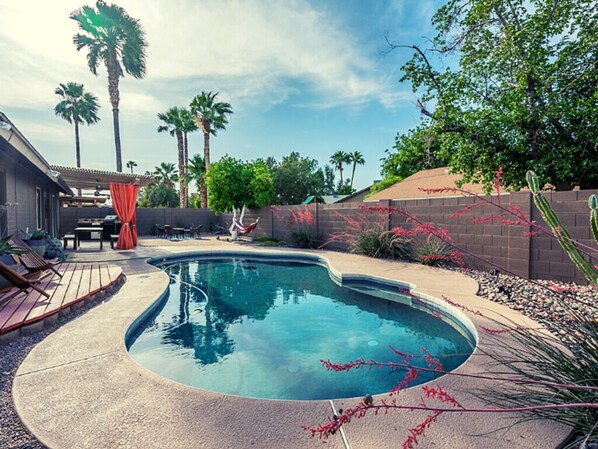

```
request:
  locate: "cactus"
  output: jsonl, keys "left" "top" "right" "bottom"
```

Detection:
{"left": 526, "top": 171, "right": 598, "bottom": 288}
{"left": 590, "top": 194, "right": 598, "bottom": 244}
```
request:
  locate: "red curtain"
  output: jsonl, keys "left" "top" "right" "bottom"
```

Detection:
{"left": 109, "top": 183, "right": 140, "bottom": 250}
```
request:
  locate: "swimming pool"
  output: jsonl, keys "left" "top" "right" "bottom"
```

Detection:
{"left": 127, "top": 255, "right": 475, "bottom": 400}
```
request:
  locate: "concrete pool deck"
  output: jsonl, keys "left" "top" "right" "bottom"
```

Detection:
{"left": 13, "top": 237, "right": 570, "bottom": 448}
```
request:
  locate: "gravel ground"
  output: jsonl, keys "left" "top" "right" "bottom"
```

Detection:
{"left": 0, "top": 268, "right": 595, "bottom": 449}
{"left": 460, "top": 268, "right": 597, "bottom": 339}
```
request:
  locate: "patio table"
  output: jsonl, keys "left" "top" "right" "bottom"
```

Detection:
{"left": 74, "top": 227, "right": 103, "bottom": 250}
{"left": 172, "top": 227, "right": 190, "bottom": 239}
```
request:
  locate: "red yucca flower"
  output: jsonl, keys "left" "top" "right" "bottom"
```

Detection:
{"left": 288, "top": 205, "right": 315, "bottom": 227}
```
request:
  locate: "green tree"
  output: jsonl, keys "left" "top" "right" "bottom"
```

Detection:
{"left": 205, "top": 156, "right": 275, "bottom": 214}
{"left": 152, "top": 162, "right": 177, "bottom": 188}
{"left": 394, "top": 0, "right": 598, "bottom": 190}
{"left": 322, "top": 164, "right": 336, "bottom": 195}
{"left": 157, "top": 107, "right": 188, "bottom": 208}
{"left": 53, "top": 82, "right": 100, "bottom": 168}
{"left": 70, "top": 0, "right": 147, "bottom": 173}
{"left": 189, "top": 91, "right": 233, "bottom": 181}
{"left": 381, "top": 124, "right": 450, "bottom": 180}
{"left": 347, "top": 151, "right": 365, "bottom": 189}
{"left": 330, "top": 151, "right": 350, "bottom": 192}
{"left": 269, "top": 152, "right": 328, "bottom": 205}
{"left": 138, "top": 183, "right": 179, "bottom": 208}
{"left": 126, "top": 160, "right": 137, "bottom": 173}
{"left": 184, "top": 154, "right": 207, "bottom": 207}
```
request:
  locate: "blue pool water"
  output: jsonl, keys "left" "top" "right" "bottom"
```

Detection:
{"left": 127, "top": 257, "right": 474, "bottom": 400}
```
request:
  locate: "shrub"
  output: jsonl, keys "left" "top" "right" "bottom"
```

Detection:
{"left": 351, "top": 229, "right": 412, "bottom": 259}
{"left": 291, "top": 229, "right": 320, "bottom": 249}
{"left": 413, "top": 236, "right": 453, "bottom": 266}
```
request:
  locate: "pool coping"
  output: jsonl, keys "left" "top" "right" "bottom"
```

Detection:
{"left": 12, "top": 245, "right": 571, "bottom": 449}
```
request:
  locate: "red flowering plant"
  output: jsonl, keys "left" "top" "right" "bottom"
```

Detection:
{"left": 271, "top": 204, "right": 320, "bottom": 249}
{"left": 325, "top": 204, "right": 465, "bottom": 268}
{"left": 323, "top": 205, "right": 413, "bottom": 259}
{"left": 304, "top": 169, "right": 597, "bottom": 448}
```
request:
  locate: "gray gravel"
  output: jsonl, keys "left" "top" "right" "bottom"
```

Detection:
{"left": 0, "top": 269, "right": 595, "bottom": 448}
{"left": 459, "top": 268, "right": 597, "bottom": 338}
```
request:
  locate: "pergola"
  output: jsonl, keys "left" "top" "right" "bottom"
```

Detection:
{"left": 51, "top": 165, "right": 149, "bottom": 249}
{"left": 51, "top": 165, "right": 154, "bottom": 193}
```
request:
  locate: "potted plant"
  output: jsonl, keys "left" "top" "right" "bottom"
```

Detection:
{"left": 22, "top": 229, "right": 47, "bottom": 257}
{"left": 0, "top": 234, "right": 29, "bottom": 291}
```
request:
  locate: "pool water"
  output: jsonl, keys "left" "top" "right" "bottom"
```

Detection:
{"left": 128, "top": 257, "right": 474, "bottom": 400}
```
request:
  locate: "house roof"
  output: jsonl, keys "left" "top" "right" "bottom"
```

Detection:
{"left": 320, "top": 194, "right": 349, "bottom": 204}
{"left": 365, "top": 167, "right": 490, "bottom": 202}
{"left": 0, "top": 112, "right": 73, "bottom": 195}
{"left": 51, "top": 165, "right": 154, "bottom": 191}
{"left": 336, "top": 185, "right": 372, "bottom": 203}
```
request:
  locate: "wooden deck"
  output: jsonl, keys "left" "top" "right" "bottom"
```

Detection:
{"left": 0, "top": 263, "right": 123, "bottom": 336}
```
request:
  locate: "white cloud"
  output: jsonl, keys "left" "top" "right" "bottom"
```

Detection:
{"left": 13, "top": 120, "right": 72, "bottom": 143}
{"left": 0, "top": 0, "right": 407, "bottom": 112}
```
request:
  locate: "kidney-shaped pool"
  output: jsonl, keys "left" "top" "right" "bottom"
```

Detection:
{"left": 127, "top": 255, "right": 475, "bottom": 400}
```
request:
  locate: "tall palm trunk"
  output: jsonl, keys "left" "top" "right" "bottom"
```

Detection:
{"left": 350, "top": 163, "right": 356, "bottom": 189}
{"left": 202, "top": 121, "right": 211, "bottom": 209}
{"left": 107, "top": 61, "right": 123, "bottom": 172}
{"left": 200, "top": 180, "right": 208, "bottom": 208}
{"left": 74, "top": 121, "right": 82, "bottom": 196}
{"left": 74, "top": 121, "right": 81, "bottom": 168}
{"left": 176, "top": 131, "right": 188, "bottom": 208}
{"left": 203, "top": 129, "right": 211, "bottom": 172}
{"left": 183, "top": 132, "right": 189, "bottom": 167}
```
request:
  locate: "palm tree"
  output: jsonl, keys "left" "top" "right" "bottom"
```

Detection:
{"left": 53, "top": 82, "right": 100, "bottom": 168}
{"left": 330, "top": 151, "right": 350, "bottom": 190}
{"left": 185, "top": 154, "right": 207, "bottom": 207}
{"left": 126, "top": 160, "right": 137, "bottom": 173}
{"left": 70, "top": 0, "right": 147, "bottom": 173}
{"left": 180, "top": 109, "right": 197, "bottom": 169}
{"left": 158, "top": 107, "right": 188, "bottom": 208}
{"left": 152, "top": 162, "right": 177, "bottom": 188}
{"left": 189, "top": 91, "right": 233, "bottom": 175}
{"left": 347, "top": 151, "right": 365, "bottom": 189}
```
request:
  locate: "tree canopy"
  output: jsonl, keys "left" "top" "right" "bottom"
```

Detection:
{"left": 205, "top": 156, "right": 275, "bottom": 214}
{"left": 53, "top": 82, "right": 100, "bottom": 168}
{"left": 70, "top": 0, "right": 147, "bottom": 172}
{"left": 386, "top": 0, "right": 598, "bottom": 190}
{"left": 381, "top": 124, "right": 449, "bottom": 180}
{"left": 268, "top": 152, "right": 334, "bottom": 205}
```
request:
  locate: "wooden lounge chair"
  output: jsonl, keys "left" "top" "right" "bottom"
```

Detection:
{"left": 0, "top": 261, "right": 50, "bottom": 298}
{"left": 10, "top": 236, "right": 63, "bottom": 278}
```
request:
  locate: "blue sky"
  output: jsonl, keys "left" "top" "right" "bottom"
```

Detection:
{"left": 0, "top": 0, "right": 440, "bottom": 191}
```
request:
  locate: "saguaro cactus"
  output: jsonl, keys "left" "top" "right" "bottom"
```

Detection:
{"left": 526, "top": 170, "right": 598, "bottom": 288}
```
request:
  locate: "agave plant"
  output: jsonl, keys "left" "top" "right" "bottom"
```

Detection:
{"left": 0, "top": 234, "right": 29, "bottom": 256}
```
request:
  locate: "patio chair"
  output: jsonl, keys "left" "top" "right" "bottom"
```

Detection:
{"left": 155, "top": 224, "right": 165, "bottom": 238}
{"left": 0, "top": 261, "right": 50, "bottom": 298}
{"left": 163, "top": 225, "right": 175, "bottom": 240}
{"left": 10, "top": 236, "right": 63, "bottom": 278}
{"left": 189, "top": 224, "right": 203, "bottom": 239}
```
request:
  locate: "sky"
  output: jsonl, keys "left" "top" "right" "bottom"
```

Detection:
{"left": 0, "top": 0, "right": 440, "bottom": 192}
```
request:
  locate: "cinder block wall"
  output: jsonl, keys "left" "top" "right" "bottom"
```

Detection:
{"left": 59, "top": 189, "right": 597, "bottom": 284}
{"left": 60, "top": 207, "right": 219, "bottom": 236}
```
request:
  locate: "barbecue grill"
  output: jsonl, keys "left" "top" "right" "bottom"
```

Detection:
{"left": 102, "top": 215, "right": 121, "bottom": 240}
